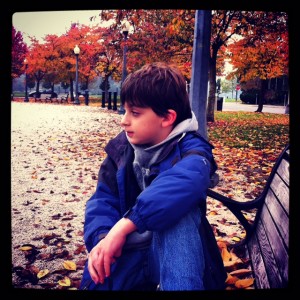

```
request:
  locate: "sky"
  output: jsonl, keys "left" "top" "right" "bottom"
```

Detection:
{"left": 12, "top": 10, "right": 103, "bottom": 45}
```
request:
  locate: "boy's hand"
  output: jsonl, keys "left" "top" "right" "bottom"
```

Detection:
{"left": 87, "top": 231, "right": 125, "bottom": 284}
{"left": 87, "top": 218, "right": 137, "bottom": 284}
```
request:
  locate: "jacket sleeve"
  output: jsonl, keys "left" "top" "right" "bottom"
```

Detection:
{"left": 83, "top": 157, "right": 121, "bottom": 252}
{"left": 125, "top": 154, "right": 211, "bottom": 232}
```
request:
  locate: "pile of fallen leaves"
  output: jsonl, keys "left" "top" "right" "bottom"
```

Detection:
{"left": 11, "top": 102, "right": 289, "bottom": 290}
{"left": 217, "top": 241, "right": 255, "bottom": 290}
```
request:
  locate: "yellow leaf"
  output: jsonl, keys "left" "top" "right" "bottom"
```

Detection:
{"left": 235, "top": 278, "right": 255, "bottom": 289}
{"left": 58, "top": 276, "right": 71, "bottom": 287}
{"left": 208, "top": 210, "right": 218, "bottom": 216}
{"left": 235, "top": 189, "right": 243, "bottom": 194}
{"left": 63, "top": 260, "right": 77, "bottom": 271}
{"left": 231, "top": 236, "right": 241, "bottom": 242}
{"left": 37, "top": 269, "right": 49, "bottom": 279}
{"left": 19, "top": 246, "right": 32, "bottom": 251}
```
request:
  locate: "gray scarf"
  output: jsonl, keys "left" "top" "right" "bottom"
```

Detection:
{"left": 129, "top": 112, "right": 198, "bottom": 190}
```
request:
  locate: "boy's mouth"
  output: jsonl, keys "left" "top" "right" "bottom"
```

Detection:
{"left": 126, "top": 131, "right": 134, "bottom": 138}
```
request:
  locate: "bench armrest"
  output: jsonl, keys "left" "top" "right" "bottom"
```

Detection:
{"left": 207, "top": 188, "right": 263, "bottom": 245}
{"left": 207, "top": 144, "right": 289, "bottom": 247}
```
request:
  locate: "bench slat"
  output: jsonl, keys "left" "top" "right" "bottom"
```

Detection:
{"left": 247, "top": 231, "right": 270, "bottom": 289}
{"left": 258, "top": 205, "right": 288, "bottom": 287}
{"left": 270, "top": 173, "right": 289, "bottom": 214}
{"left": 249, "top": 218, "right": 286, "bottom": 288}
{"left": 266, "top": 186, "right": 289, "bottom": 246}
{"left": 277, "top": 157, "right": 289, "bottom": 185}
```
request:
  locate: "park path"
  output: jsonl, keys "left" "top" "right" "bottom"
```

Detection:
{"left": 222, "top": 101, "right": 287, "bottom": 114}
{"left": 11, "top": 102, "right": 122, "bottom": 289}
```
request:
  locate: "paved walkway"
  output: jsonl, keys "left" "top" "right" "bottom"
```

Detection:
{"left": 222, "top": 101, "right": 288, "bottom": 114}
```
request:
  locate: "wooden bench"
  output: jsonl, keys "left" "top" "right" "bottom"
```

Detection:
{"left": 207, "top": 144, "right": 289, "bottom": 289}
{"left": 42, "top": 93, "right": 69, "bottom": 104}
{"left": 44, "top": 94, "right": 57, "bottom": 103}
{"left": 34, "top": 94, "right": 49, "bottom": 102}
{"left": 57, "top": 93, "right": 69, "bottom": 104}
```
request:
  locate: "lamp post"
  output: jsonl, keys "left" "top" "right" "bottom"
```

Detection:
{"left": 24, "top": 58, "right": 29, "bottom": 102}
{"left": 74, "top": 45, "right": 80, "bottom": 105}
{"left": 118, "top": 20, "right": 130, "bottom": 115}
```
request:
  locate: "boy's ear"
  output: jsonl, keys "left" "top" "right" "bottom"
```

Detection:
{"left": 162, "top": 109, "right": 177, "bottom": 127}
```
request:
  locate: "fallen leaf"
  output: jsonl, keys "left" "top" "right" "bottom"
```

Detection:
{"left": 19, "top": 246, "right": 32, "bottom": 251}
{"left": 217, "top": 241, "right": 228, "bottom": 249}
{"left": 58, "top": 276, "right": 71, "bottom": 286}
{"left": 221, "top": 247, "right": 231, "bottom": 262}
{"left": 63, "top": 260, "right": 77, "bottom": 271}
{"left": 208, "top": 210, "right": 218, "bottom": 216}
{"left": 230, "top": 268, "right": 252, "bottom": 276}
{"left": 37, "top": 269, "right": 50, "bottom": 279}
{"left": 235, "top": 278, "right": 255, "bottom": 288}
{"left": 225, "top": 273, "right": 239, "bottom": 285}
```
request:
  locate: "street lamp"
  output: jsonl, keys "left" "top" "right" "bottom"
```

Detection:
{"left": 74, "top": 45, "right": 80, "bottom": 105}
{"left": 24, "top": 58, "right": 29, "bottom": 102}
{"left": 118, "top": 20, "right": 130, "bottom": 115}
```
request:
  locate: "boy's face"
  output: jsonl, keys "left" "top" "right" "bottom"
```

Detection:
{"left": 120, "top": 103, "right": 172, "bottom": 147}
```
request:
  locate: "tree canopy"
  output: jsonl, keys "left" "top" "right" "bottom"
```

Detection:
{"left": 12, "top": 9, "right": 289, "bottom": 122}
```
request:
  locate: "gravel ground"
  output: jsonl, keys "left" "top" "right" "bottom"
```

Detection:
{"left": 11, "top": 101, "right": 250, "bottom": 291}
{"left": 11, "top": 102, "right": 123, "bottom": 290}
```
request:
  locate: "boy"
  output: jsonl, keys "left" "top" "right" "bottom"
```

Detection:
{"left": 80, "top": 62, "right": 220, "bottom": 291}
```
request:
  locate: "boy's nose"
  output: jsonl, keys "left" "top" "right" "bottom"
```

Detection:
{"left": 120, "top": 115, "right": 128, "bottom": 127}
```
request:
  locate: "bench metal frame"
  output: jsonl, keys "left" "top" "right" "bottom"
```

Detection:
{"left": 207, "top": 144, "right": 289, "bottom": 289}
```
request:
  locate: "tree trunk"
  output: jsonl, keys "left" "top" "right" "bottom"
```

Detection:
{"left": 255, "top": 79, "right": 267, "bottom": 112}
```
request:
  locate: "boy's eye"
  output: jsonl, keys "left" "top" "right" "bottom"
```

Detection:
{"left": 131, "top": 110, "right": 140, "bottom": 116}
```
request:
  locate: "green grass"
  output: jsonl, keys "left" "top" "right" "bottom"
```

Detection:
{"left": 208, "top": 111, "right": 289, "bottom": 150}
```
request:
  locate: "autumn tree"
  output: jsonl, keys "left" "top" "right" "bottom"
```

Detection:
{"left": 226, "top": 11, "right": 288, "bottom": 112}
{"left": 66, "top": 24, "right": 102, "bottom": 93}
{"left": 99, "top": 9, "right": 195, "bottom": 78}
{"left": 40, "top": 34, "right": 66, "bottom": 94}
{"left": 92, "top": 25, "right": 124, "bottom": 103}
{"left": 206, "top": 11, "right": 251, "bottom": 122}
{"left": 25, "top": 38, "right": 49, "bottom": 95}
{"left": 11, "top": 26, "right": 28, "bottom": 80}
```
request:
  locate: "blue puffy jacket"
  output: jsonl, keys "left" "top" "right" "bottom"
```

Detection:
{"left": 83, "top": 130, "right": 216, "bottom": 252}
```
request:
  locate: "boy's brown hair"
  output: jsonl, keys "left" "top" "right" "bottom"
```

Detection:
{"left": 121, "top": 62, "right": 192, "bottom": 126}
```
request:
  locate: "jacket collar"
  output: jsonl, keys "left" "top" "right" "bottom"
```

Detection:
{"left": 105, "top": 131, "right": 188, "bottom": 168}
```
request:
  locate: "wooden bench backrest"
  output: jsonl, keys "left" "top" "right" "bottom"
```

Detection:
{"left": 246, "top": 145, "right": 289, "bottom": 289}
